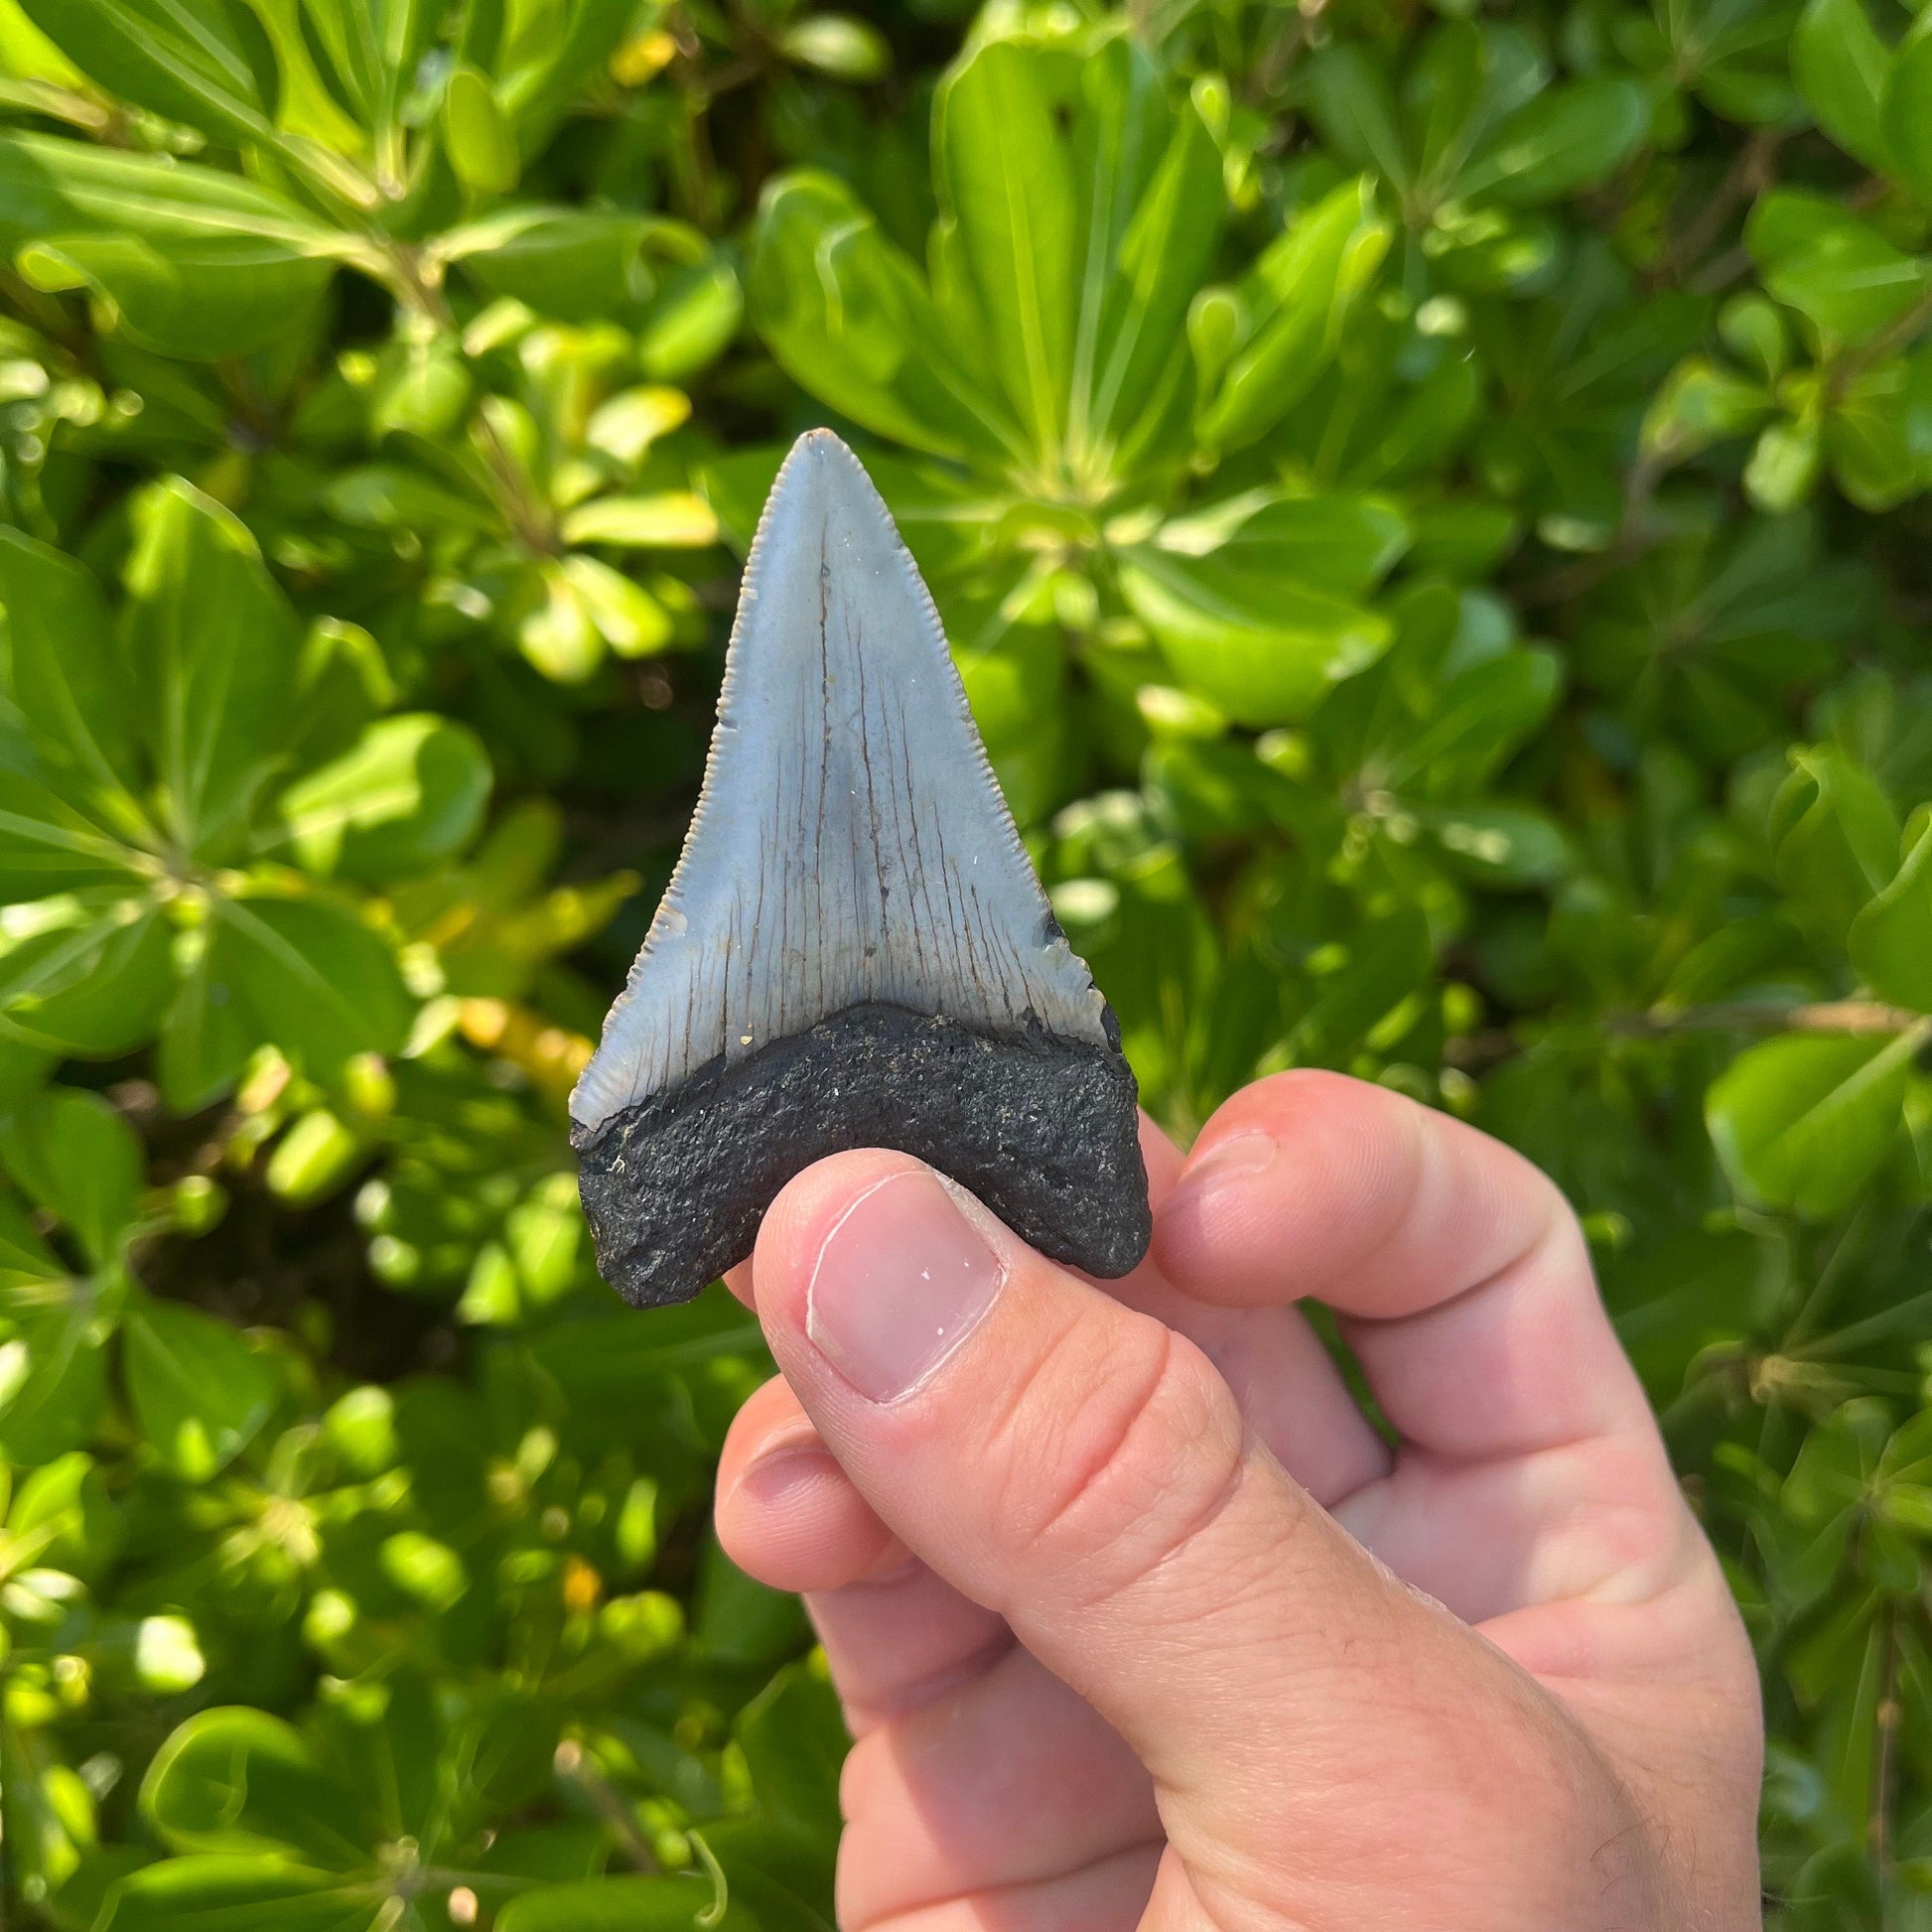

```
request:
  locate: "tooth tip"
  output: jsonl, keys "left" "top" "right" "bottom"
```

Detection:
{"left": 571, "top": 433, "right": 1116, "bottom": 1139}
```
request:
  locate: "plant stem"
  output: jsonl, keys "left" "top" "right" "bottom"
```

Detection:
{"left": 1872, "top": 1604, "right": 1900, "bottom": 1882}
{"left": 552, "top": 1739, "right": 659, "bottom": 1872}
{"left": 1608, "top": 1000, "right": 1927, "bottom": 1037}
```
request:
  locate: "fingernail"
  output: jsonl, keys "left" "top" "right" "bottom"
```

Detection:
{"left": 737, "top": 1442, "right": 841, "bottom": 1510}
{"left": 805, "top": 1169, "right": 1005, "bottom": 1404}
{"left": 1173, "top": 1130, "right": 1276, "bottom": 1207}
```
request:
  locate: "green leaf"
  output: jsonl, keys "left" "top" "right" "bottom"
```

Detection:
{"left": 293, "top": 0, "right": 440, "bottom": 131}
{"left": 934, "top": 39, "right": 1079, "bottom": 465}
{"left": 97, "top": 1856, "right": 370, "bottom": 1932}
{"left": 19, "top": 0, "right": 278, "bottom": 142}
{"left": 750, "top": 171, "right": 1016, "bottom": 466}
{"left": 278, "top": 715, "right": 490, "bottom": 880}
{"left": 7, "top": 1449, "right": 118, "bottom": 1579}
{"left": 158, "top": 918, "right": 256, "bottom": 1112}
{"left": 216, "top": 893, "right": 413, "bottom": 1080}
{"left": 443, "top": 63, "right": 518, "bottom": 194}
{"left": 0, "top": 1301, "right": 105, "bottom": 1465}
{"left": 1771, "top": 745, "right": 1900, "bottom": 947}
{"left": 140, "top": 1709, "right": 366, "bottom": 1864}
{"left": 1383, "top": 647, "right": 1565, "bottom": 796}
{"left": 560, "top": 493, "right": 720, "bottom": 549}
{"left": 0, "top": 133, "right": 337, "bottom": 359}
{"left": 1197, "top": 177, "right": 1390, "bottom": 452}
{"left": 1850, "top": 807, "right": 1932, "bottom": 1010}
{"left": 1463, "top": 77, "right": 1652, "bottom": 205}
{"left": 440, "top": 207, "right": 647, "bottom": 324}
{"left": 1301, "top": 46, "right": 1410, "bottom": 194}
{"left": 122, "top": 1294, "right": 275, "bottom": 1480}
{"left": 1156, "top": 491, "right": 1410, "bottom": 596}
{"left": 1118, "top": 545, "right": 1390, "bottom": 725}
{"left": 1425, "top": 802, "right": 1574, "bottom": 888}
{"left": 1706, "top": 1029, "right": 1920, "bottom": 1217}
{"left": 1289, "top": 906, "right": 1434, "bottom": 1062}
{"left": 638, "top": 257, "right": 744, "bottom": 381}
{"left": 733, "top": 1658, "right": 847, "bottom": 1843}
{"left": 0, "top": 894, "right": 172, "bottom": 1055}
{"left": 0, "top": 1086, "right": 142, "bottom": 1264}
{"left": 1747, "top": 190, "right": 1928, "bottom": 345}
{"left": 492, "top": 0, "right": 635, "bottom": 143}
{"left": 123, "top": 478, "right": 304, "bottom": 860}
{"left": 1792, "top": 0, "right": 1895, "bottom": 174}
{"left": 777, "top": 15, "right": 889, "bottom": 82}
{"left": 0, "top": 527, "right": 139, "bottom": 826}
{"left": 378, "top": 1528, "right": 468, "bottom": 1609}
{"left": 0, "top": 770, "right": 140, "bottom": 899}
{"left": 498, "top": 1876, "right": 755, "bottom": 1932}
{"left": 1882, "top": 33, "right": 1932, "bottom": 202}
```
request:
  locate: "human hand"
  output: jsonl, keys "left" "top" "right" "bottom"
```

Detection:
{"left": 714, "top": 1071, "right": 1764, "bottom": 1931}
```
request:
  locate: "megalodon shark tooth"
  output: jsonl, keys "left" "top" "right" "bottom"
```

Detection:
{"left": 572, "top": 429, "right": 1150, "bottom": 1308}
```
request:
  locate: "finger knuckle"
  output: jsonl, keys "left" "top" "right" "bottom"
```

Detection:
{"left": 992, "top": 1316, "right": 1247, "bottom": 1605}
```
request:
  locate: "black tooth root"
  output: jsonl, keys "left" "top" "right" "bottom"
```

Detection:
{"left": 573, "top": 1002, "right": 1150, "bottom": 1311}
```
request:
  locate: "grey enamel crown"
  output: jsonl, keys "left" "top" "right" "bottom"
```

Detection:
{"left": 572, "top": 430, "right": 1149, "bottom": 1309}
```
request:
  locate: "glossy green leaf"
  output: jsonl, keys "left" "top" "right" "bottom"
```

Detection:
{"left": 1464, "top": 77, "right": 1651, "bottom": 205}
{"left": 0, "top": 133, "right": 336, "bottom": 357}
{"left": 1707, "top": 1029, "right": 1920, "bottom": 1217}
{"left": 1792, "top": 0, "right": 1895, "bottom": 173}
{"left": 1301, "top": 46, "right": 1410, "bottom": 193}
{"left": 560, "top": 493, "right": 720, "bottom": 549}
{"left": 0, "top": 1302, "right": 105, "bottom": 1465}
{"left": 1850, "top": 807, "right": 1932, "bottom": 1010}
{"left": 441, "top": 207, "right": 647, "bottom": 323}
{"left": 0, "top": 770, "right": 139, "bottom": 900}
{"left": 0, "top": 1085, "right": 142, "bottom": 1264}
{"left": 19, "top": 0, "right": 278, "bottom": 141}
{"left": 498, "top": 1875, "right": 755, "bottom": 1932}
{"left": 1883, "top": 33, "right": 1932, "bottom": 201}
{"left": 140, "top": 1709, "right": 366, "bottom": 1864}
{"left": 443, "top": 63, "right": 518, "bottom": 194}
{"left": 934, "top": 39, "right": 1078, "bottom": 464}
{"left": 123, "top": 1295, "right": 276, "bottom": 1480}
{"left": 1197, "top": 177, "right": 1390, "bottom": 452}
{"left": 751, "top": 171, "right": 1016, "bottom": 465}
{"left": 1747, "top": 191, "right": 1928, "bottom": 345}
{"left": 777, "top": 15, "right": 888, "bottom": 82}
{"left": 157, "top": 918, "right": 256, "bottom": 1112}
{"left": 1771, "top": 745, "right": 1900, "bottom": 946}
{"left": 1118, "top": 546, "right": 1390, "bottom": 725}
{"left": 279, "top": 715, "right": 490, "bottom": 880}
{"left": 638, "top": 257, "right": 744, "bottom": 381}
{"left": 0, "top": 527, "right": 139, "bottom": 824}
{"left": 0, "top": 894, "right": 173, "bottom": 1054}
{"left": 216, "top": 894, "right": 413, "bottom": 1079}
{"left": 123, "top": 479, "right": 304, "bottom": 860}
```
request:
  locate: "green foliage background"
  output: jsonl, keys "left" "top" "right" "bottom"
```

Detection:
{"left": 0, "top": 0, "right": 1929, "bottom": 1921}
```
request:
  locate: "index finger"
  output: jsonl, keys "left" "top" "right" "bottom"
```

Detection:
{"left": 1151, "top": 1070, "right": 1655, "bottom": 1464}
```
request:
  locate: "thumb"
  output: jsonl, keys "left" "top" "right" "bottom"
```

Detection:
{"left": 746, "top": 1149, "right": 1513, "bottom": 1831}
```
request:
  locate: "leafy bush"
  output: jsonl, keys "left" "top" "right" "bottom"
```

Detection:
{"left": 0, "top": 0, "right": 1929, "bottom": 1923}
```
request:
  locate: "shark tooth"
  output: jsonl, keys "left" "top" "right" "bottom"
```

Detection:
{"left": 572, "top": 429, "right": 1149, "bottom": 1309}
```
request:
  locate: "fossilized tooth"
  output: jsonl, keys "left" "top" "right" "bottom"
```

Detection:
{"left": 571, "top": 429, "right": 1150, "bottom": 1309}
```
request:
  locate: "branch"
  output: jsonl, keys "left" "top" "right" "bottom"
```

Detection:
{"left": 1444, "top": 1000, "right": 1928, "bottom": 1072}
{"left": 1607, "top": 1000, "right": 1926, "bottom": 1037}
{"left": 1645, "top": 128, "right": 1780, "bottom": 292}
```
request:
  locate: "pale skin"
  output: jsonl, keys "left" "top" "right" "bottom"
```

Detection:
{"left": 714, "top": 1070, "right": 1765, "bottom": 1931}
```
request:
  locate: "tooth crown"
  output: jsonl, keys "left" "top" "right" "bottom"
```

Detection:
{"left": 571, "top": 429, "right": 1112, "bottom": 1139}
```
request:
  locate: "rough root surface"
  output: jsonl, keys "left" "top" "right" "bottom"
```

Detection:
{"left": 572, "top": 1001, "right": 1150, "bottom": 1309}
